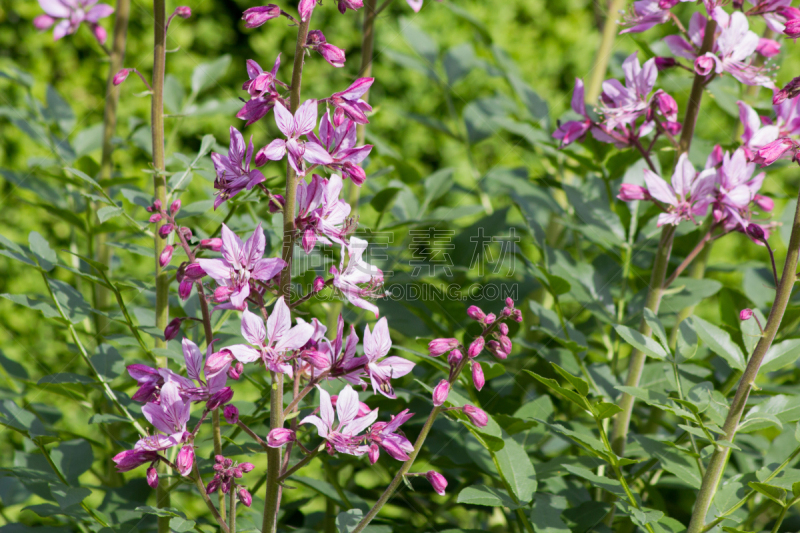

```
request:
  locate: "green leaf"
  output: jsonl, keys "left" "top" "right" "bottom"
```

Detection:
{"left": 594, "top": 402, "right": 623, "bottom": 420}
{"left": 550, "top": 363, "right": 589, "bottom": 396}
{"left": 422, "top": 168, "right": 455, "bottom": 210}
{"left": 530, "top": 493, "right": 569, "bottom": 533}
{"left": 49, "top": 484, "right": 90, "bottom": 509}
{"left": 443, "top": 43, "right": 477, "bottom": 84}
{"left": 0, "top": 293, "right": 62, "bottom": 321}
{"left": 337, "top": 509, "right": 364, "bottom": 533}
{"left": 614, "top": 324, "right": 668, "bottom": 360}
{"left": 175, "top": 200, "right": 214, "bottom": 220}
{"left": 456, "top": 485, "right": 520, "bottom": 509}
{"left": 761, "top": 339, "right": 800, "bottom": 373}
{"left": 46, "top": 85, "right": 75, "bottom": 133}
{"left": 191, "top": 55, "right": 231, "bottom": 94}
{"left": 97, "top": 206, "right": 123, "bottom": 223}
{"left": 50, "top": 440, "right": 93, "bottom": 485}
{"left": 691, "top": 316, "right": 746, "bottom": 371}
{"left": 50, "top": 279, "right": 92, "bottom": 324}
{"left": 65, "top": 167, "right": 101, "bottom": 189}
{"left": 136, "top": 506, "right": 188, "bottom": 518}
{"left": 748, "top": 482, "right": 786, "bottom": 506}
{"left": 399, "top": 17, "right": 439, "bottom": 65}
{"left": 643, "top": 308, "right": 669, "bottom": 349}
{"left": 0, "top": 400, "right": 48, "bottom": 437}
{"left": 523, "top": 370, "right": 590, "bottom": 412}
{"left": 170, "top": 517, "right": 196, "bottom": 532}
{"left": 563, "top": 464, "right": 626, "bottom": 497}
{"left": 29, "top": 231, "right": 57, "bottom": 271}
{"left": 493, "top": 431, "right": 536, "bottom": 503}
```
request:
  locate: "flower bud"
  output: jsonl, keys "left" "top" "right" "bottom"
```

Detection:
{"left": 487, "top": 340, "right": 509, "bottom": 360}
{"left": 654, "top": 91, "right": 678, "bottom": 122}
{"left": 426, "top": 470, "right": 447, "bottom": 496}
{"left": 267, "top": 428, "right": 296, "bottom": 447}
{"left": 113, "top": 69, "right": 130, "bottom": 86}
{"left": 755, "top": 138, "right": 798, "bottom": 166}
{"left": 694, "top": 54, "right": 718, "bottom": 76}
{"left": 785, "top": 18, "right": 800, "bottom": 38}
{"left": 159, "top": 245, "right": 174, "bottom": 267}
{"left": 237, "top": 487, "right": 252, "bottom": 507}
{"left": 228, "top": 362, "right": 244, "bottom": 380}
{"left": 148, "top": 199, "right": 162, "bottom": 213}
{"left": 179, "top": 226, "right": 192, "bottom": 241}
{"left": 513, "top": 309, "right": 523, "bottom": 323}
{"left": 774, "top": 76, "right": 800, "bottom": 105}
{"left": 164, "top": 317, "right": 185, "bottom": 341}
{"left": 33, "top": 14, "right": 55, "bottom": 30}
{"left": 429, "top": 338, "right": 459, "bottom": 357}
{"left": 432, "top": 379, "right": 450, "bottom": 406}
{"left": 206, "top": 386, "right": 234, "bottom": 410}
{"left": 468, "top": 337, "right": 484, "bottom": 358}
{"left": 306, "top": 29, "right": 326, "bottom": 46}
{"left": 183, "top": 262, "right": 206, "bottom": 280}
{"left": 158, "top": 223, "right": 174, "bottom": 239}
{"left": 661, "top": 121, "right": 682, "bottom": 135}
{"left": 617, "top": 183, "right": 648, "bottom": 202}
{"left": 654, "top": 56, "right": 676, "bottom": 71}
{"left": 740, "top": 308, "right": 753, "bottom": 321}
{"left": 200, "top": 238, "right": 223, "bottom": 251}
{"left": 170, "top": 199, "right": 181, "bottom": 215}
{"left": 224, "top": 404, "right": 239, "bottom": 424}
{"left": 206, "top": 475, "right": 221, "bottom": 494}
{"left": 242, "top": 5, "right": 281, "bottom": 28}
{"left": 368, "top": 443, "right": 380, "bottom": 464}
{"left": 176, "top": 446, "right": 194, "bottom": 476}
{"left": 498, "top": 323, "right": 509, "bottom": 335}
{"left": 240, "top": 462, "right": 255, "bottom": 473}
{"left": 174, "top": 6, "right": 191, "bottom": 18}
{"left": 343, "top": 162, "right": 366, "bottom": 185}
{"left": 746, "top": 223, "right": 766, "bottom": 241}
{"left": 466, "top": 305, "right": 485, "bottom": 321}
{"left": 93, "top": 24, "right": 107, "bottom": 45}
{"left": 269, "top": 194, "right": 285, "bottom": 213}
{"left": 463, "top": 405, "right": 488, "bottom": 427}
{"left": 501, "top": 307, "right": 513, "bottom": 317}
{"left": 298, "top": 0, "right": 316, "bottom": 21}
{"left": 149, "top": 213, "right": 162, "bottom": 224}
{"left": 484, "top": 313, "right": 496, "bottom": 325}
{"left": 472, "top": 362, "right": 485, "bottom": 391}
{"left": 319, "top": 43, "right": 346, "bottom": 68}
{"left": 657, "top": 0, "right": 678, "bottom": 7}
{"left": 448, "top": 349, "right": 463, "bottom": 367}
{"left": 754, "top": 194, "right": 774, "bottom": 212}
{"left": 756, "top": 38, "right": 781, "bottom": 58}
{"left": 179, "top": 280, "right": 193, "bottom": 301}
{"left": 313, "top": 276, "right": 326, "bottom": 293}
{"left": 147, "top": 465, "right": 159, "bottom": 489}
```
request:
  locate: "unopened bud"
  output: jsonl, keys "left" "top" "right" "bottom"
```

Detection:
{"left": 267, "top": 428, "right": 296, "bottom": 447}
{"left": 159, "top": 245, "right": 174, "bottom": 267}
{"left": 468, "top": 337, "right": 484, "bottom": 358}
{"left": 224, "top": 404, "right": 239, "bottom": 424}
{"left": 200, "top": 238, "right": 223, "bottom": 251}
{"left": 227, "top": 362, "right": 244, "bottom": 380}
{"left": 463, "top": 405, "right": 488, "bottom": 427}
{"left": 147, "top": 465, "right": 159, "bottom": 488}
{"left": 206, "top": 386, "right": 234, "bottom": 410}
{"left": 740, "top": 308, "right": 753, "bottom": 321}
{"left": 242, "top": 4, "right": 281, "bottom": 27}
{"left": 429, "top": 338, "right": 459, "bottom": 357}
{"left": 313, "top": 276, "right": 326, "bottom": 292}
{"left": 113, "top": 69, "right": 130, "bottom": 86}
{"left": 467, "top": 305, "right": 485, "bottom": 321}
{"left": 654, "top": 56, "right": 677, "bottom": 71}
{"left": 448, "top": 349, "right": 463, "bottom": 367}
{"left": 237, "top": 487, "right": 252, "bottom": 507}
{"left": 174, "top": 5, "right": 191, "bottom": 18}
{"left": 158, "top": 223, "right": 174, "bottom": 239}
{"left": 149, "top": 213, "right": 162, "bottom": 224}
{"left": 164, "top": 317, "right": 185, "bottom": 341}
{"left": 170, "top": 199, "right": 181, "bottom": 214}
{"left": 176, "top": 446, "right": 194, "bottom": 476}
{"left": 269, "top": 194, "right": 285, "bottom": 213}
{"left": 472, "top": 362, "right": 485, "bottom": 391}
{"left": 179, "top": 280, "right": 193, "bottom": 300}
{"left": 426, "top": 470, "right": 447, "bottom": 496}
{"left": 432, "top": 379, "right": 450, "bottom": 406}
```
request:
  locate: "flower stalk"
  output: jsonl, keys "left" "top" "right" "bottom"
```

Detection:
{"left": 585, "top": 0, "right": 629, "bottom": 102}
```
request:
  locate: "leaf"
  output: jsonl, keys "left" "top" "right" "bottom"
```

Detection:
{"left": 422, "top": 168, "right": 455, "bottom": 209}
{"left": 46, "top": 85, "right": 75, "bottom": 133}
{"left": 595, "top": 402, "right": 624, "bottom": 420}
{"left": 614, "top": 324, "right": 668, "bottom": 360}
{"left": 761, "top": 339, "right": 800, "bottom": 373}
{"left": 748, "top": 482, "right": 786, "bottom": 506}
{"left": 550, "top": 363, "right": 589, "bottom": 396}
{"left": 50, "top": 440, "right": 93, "bottom": 485}
{"left": 524, "top": 370, "right": 590, "bottom": 412}
{"left": 443, "top": 43, "right": 477, "bottom": 84}
{"left": 175, "top": 200, "right": 214, "bottom": 220}
{"left": 399, "top": 17, "right": 439, "bottom": 65}
{"left": 456, "top": 485, "right": 520, "bottom": 509}
{"left": 50, "top": 484, "right": 90, "bottom": 509}
{"left": 65, "top": 167, "right": 102, "bottom": 189}
{"left": 191, "top": 55, "right": 231, "bottom": 94}
{"left": 0, "top": 400, "right": 48, "bottom": 437}
{"left": 136, "top": 506, "right": 187, "bottom": 518}
{"left": 530, "top": 493, "right": 569, "bottom": 533}
{"left": 644, "top": 309, "right": 669, "bottom": 349}
{"left": 1, "top": 293, "right": 62, "bottom": 321}
{"left": 691, "top": 316, "right": 746, "bottom": 371}
{"left": 563, "top": 464, "right": 626, "bottom": 497}
{"left": 493, "top": 431, "right": 536, "bottom": 503}
{"left": 29, "top": 231, "right": 56, "bottom": 271}
{"left": 50, "top": 279, "right": 92, "bottom": 324}
{"left": 337, "top": 509, "right": 364, "bottom": 533}
{"left": 97, "top": 206, "right": 123, "bottom": 223}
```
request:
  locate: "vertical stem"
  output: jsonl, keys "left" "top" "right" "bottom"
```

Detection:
{"left": 686, "top": 184, "right": 800, "bottom": 533}
{"left": 94, "top": 0, "right": 130, "bottom": 334}
{"left": 668, "top": 242, "right": 712, "bottom": 348}
{"left": 585, "top": 0, "right": 628, "bottom": 102}
{"left": 263, "top": 372, "right": 285, "bottom": 533}
{"left": 229, "top": 485, "right": 237, "bottom": 533}
{"left": 151, "top": 0, "right": 170, "bottom": 530}
{"left": 678, "top": 19, "right": 718, "bottom": 156}
{"left": 213, "top": 410, "right": 226, "bottom": 519}
{"left": 610, "top": 224, "right": 675, "bottom": 455}
{"left": 347, "top": 0, "right": 378, "bottom": 209}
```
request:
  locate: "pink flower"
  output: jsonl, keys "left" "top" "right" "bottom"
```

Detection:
{"left": 336, "top": 0, "right": 363, "bottom": 13}
{"left": 112, "top": 449, "right": 158, "bottom": 472}
{"left": 34, "top": 0, "right": 114, "bottom": 44}
{"left": 196, "top": 223, "right": 286, "bottom": 311}
{"left": 176, "top": 445, "right": 194, "bottom": 476}
{"left": 426, "top": 471, "right": 447, "bottom": 496}
{"left": 237, "top": 487, "right": 252, "bottom": 507}
{"left": 327, "top": 78, "right": 374, "bottom": 125}
{"left": 755, "top": 138, "right": 800, "bottom": 166}
{"left": 345, "top": 317, "right": 414, "bottom": 399}
{"left": 225, "top": 297, "right": 315, "bottom": 377}
{"left": 463, "top": 405, "right": 488, "bottom": 427}
{"left": 429, "top": 338, "right": 459, "bottom": 356}
{"left": 301, "top": 385, "right": 378, "bottom": 456}
{"left": 738, "top": 100, "right": 780, "bottom": 160}
{"left": 306, "top": 30, "right": 346, "bottom": 68}
{"left": 267, "top": 428, "right": 296, "bottom": 447}
{"left": 472, "top": 362, "right": 485, "bottom": 391}
{"left": 307, "top": 112, "right": 373, "bottom": 185}
{"left": 237, "top": 56, "right": 284, "bottom": 126}
{"left": 113, "top": 69, "right": 129, "bottom": 85}
{"left": 740, "top": 308, "right": 753, "bottom": 320}
{"left": 257, "top": 100, "right": 333, "bottom": 177}
{"left": 224, "top": 404, "right": 239, "bottom": 424}
{"left": 331, "top": 237, "right": 384, "bottom": 317}
{"left": 598, "top": 52, "right": 657, "bottom": 130}
{"left": 147, "top": 466, "right": 159, "bottom": 488}
{"left": 552, "top": 79, "right": 592, "bottom": 147}
{"left": 211, "top": 127, "right": 266, "bottom": 209}
{"left": 432, "top": 379, "right": 450, "bottom": 406}
{"left": 712, "top": 148, "right": 766, "bottom": 224}
{"left": 242, "top": 5, "right": 281, "bottom": 27}
{"left": 617, "top": 183, "right": 649, "bottom": 201}
{"left": 295, "top": 174, "right": 352, "bottom": 253}
{"left": 299, "top": 0, "right": 316, "bottom": 21}
{"left": 636, "top": 153, "right": 716, "bottom": 226}
{"left": 140, "top": 381, "right": 191, "bottom": 447}
{"left": 366, "top": 409, "right": 414, "bottom": 462}
{"left": 756, "top": 38, "right": 781, "bottom": 57}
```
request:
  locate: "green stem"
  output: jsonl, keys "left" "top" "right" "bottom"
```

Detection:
{"left": 668, "top": 241, "right": 712, "bottom": 348}
{"left": 93, "top": 0, "right": 130, "bottom": 334}
{"left": 610, "top": 224, "right": 676, "bottom": 455}
{"left": 677, "top": 19, "right": 718, "bottom": 155}
{"left": 686, "top": 184, "right": 800, "bottom": 533}
{"left": 229, "top": 484, "right": 237, "bottom": 533}
{"left": 263, "top": 372, "right": 285, "bottom": 533}
{"left": 191, "top": 457, "right": 230, "bottom": 533}
{"left": 585, "top": 0, "right": 628, "bottom": 102}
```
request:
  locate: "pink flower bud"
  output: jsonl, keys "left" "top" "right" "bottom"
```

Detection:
{"left": 159, "top": 245, "right": 173, "bottom": 267}
{"left": 206, "top": 475, "right": 221, "bottom": 494}
{"left": 343, "top": 162, "right": 366, "bottom": 185}
{"left": 302, "top": 229, "right": 317, "bottom": 254}
{"left": 269, "top": 194, "right": 285, "bottom": 213}
{"left": 313, "top": 276, "right": 326, "bottom": 292}
{"left": 240, "top": 462, "right": 255, "bottom": 473}
{"left": 200, "top": 238, "right": 223, "bottom": 251}
{"left": 785, "top": 18, "right": 800, "bottom": 38}
{"left": 754, "top": 194, "right": 774, "bottom": 212}
{"left": 499, "top": 335, "right": 513, "bottom": 354}
{"left": 93, "top": 24, "right": 107, "bottom": 45}
{"left": 774, "top": 75, "right": 800, "bottom": 104}
{"left": 113, "top": 68, "right": 130, "bottom": 86}
{"left": 306, "top": 29, "right": 326, "bottom": 46}
{"left": 472, "top": 362, "right": 485, "bottom": 391}
{"left": 429, "top": 338, "right": 459, "bottom": 357}
{"left": 224, "top": 404, "right": 239, "bottom": 424}
{"left": 33, "top": 14, "right": 55, "bottom": 30}
{"left": 463, "top": 405, "right": 488, "bottom": 427}
{"left": 498, "top": 323, "right": 509, "bottom": 335}
{"left": 467, "top": 305, "right": 485, "bottom": 321}
{"left": 242, "top": 5, "right": 281, "bottom": 28}
{"left": 746, "top": 223, "right": 766, "bottom": 241}
{"left": 426, "top": 470, "right": 447, "bottom": 496}
{"left": 164, "top": 317, "right": 185, "bottom": 341}
{"left": 319, "top": 43, "right": 346, "bottom": 68}
{"left": 432, "top": 379, "right": 450, "bottom": 406}
{"left": 756, "top": 38, "right": 781, "bottom": 58}
{"left": 661, "top": 121, "right": 682, "bottom": 135}
{"left": 170, "top": 199, "right": 181, "bottom": 214}
{"left": 484, "top": 313, "right": 496, "bottom": 325}
{"left": 206, "top": 386, "right": 234, "bottom": 410}
{"left": 149, "top": 213, "right": 163, "bottom": 224}
{"left": 237, "top": 487, "right": 252, "bottom": 507}
{"left": 150, "top": 199, "right": 162, "bottom": 212}
{"left": 298, "top": 0, "right": 316, "bottom": 21}
{"left": 505, "top": 297, "right": 514, "bottom": 308}
{"left": 368, "top": 443, "right": 380, "bottom": 464}
{"left": 146, "top": 466, "right": 159, "bottom": 489}
{"left": 179, "top": 280, "right": 193, "bottom": 300}
{"left": 158, "top": 223, "right": 174, "bottom": 239}
{"left": 228, "top": 362, "right": 244, "bottom": 380}
{"left": 654, "top": 91, "right": 678, "bottom": 122}
{"left": 501, "top": 307, "right": 513, "bottom": 317}
{"left": 694, "top": 54, "right": 718, "bottom": 76}
{"left": 468, "top": 337, "right": 484, "bottom": 358}
{"left": 448, "top": 349, "right": 463, "bottom": 367}
{"left": 176, "top": 446, "right": 194, "bottom": 476}
{"left": 617, "top": 183, "right": 648, "bottom": 202}
{"left": 487, "top": 340, "right": 508, "bottom": 360}
{"left": 267, "top": 428, "right": 296, "bottom": 447}
{"left": 179, "top": 226, "right": 192, "bottom": 240}
{"left": 654, "top": 56, "right": 676, "bottom": 71}
{"left": 657, "top": 0, "right": 678, "bottom": 7}
{"left": 174, "top": 6, "right": 191, "bottom": 18}
{"left": 513, "top": 309, "right": 523, "bottom": 323}
{"left": 740, "top": 308, "right": 753, "bottom": 321}
{"left": 183, "top": 262, "right": 206, "bottom": 280}
{"left": 304, "top": 350, "right": 329, "bottom": 369}
{"left": 755, "top": 138, "right": 798, "bottom": 166}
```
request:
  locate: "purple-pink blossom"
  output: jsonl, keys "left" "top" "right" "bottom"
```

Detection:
{"left": 345, "top": 317, "right": 414, "bottom": 399}
{"left": 211, "top": 127, "right": 266, "bottom": 209}
{"left": 331, "top": 237, "right": 384, "bottom": 317}
{"left": 256, "top": 100, "right": 333, "bottom": 176}
{"left": 301, "top": 384, "right": 378, "bottom": 456}
{"left": 34, "top": 0, "right": 113, "bottom": 44}
{"left": 327, "top": 78, "right": 374, "bottom": 125}
{"left": 295, "top": 174, "right": 353, "bottom": 253}
{"left": 307, "top": 112, "right": 372, "bottom": 185}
